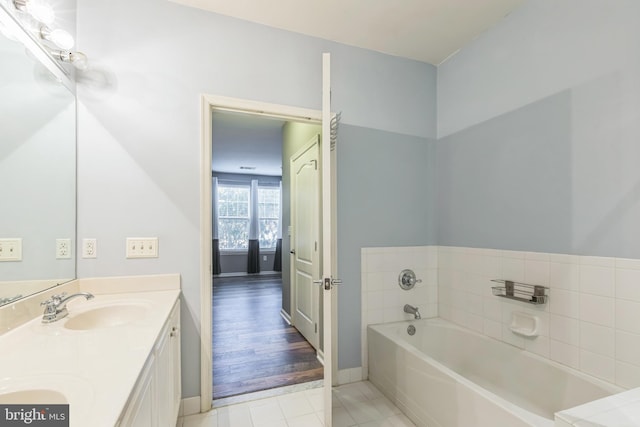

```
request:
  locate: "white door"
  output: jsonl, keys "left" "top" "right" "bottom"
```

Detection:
{"left": 290, "top": 136, "right": 321, "bottom": 350}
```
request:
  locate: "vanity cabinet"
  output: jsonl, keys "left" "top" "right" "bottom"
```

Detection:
{"left": 118, "top": 300, "right": 181, "bottom": 427}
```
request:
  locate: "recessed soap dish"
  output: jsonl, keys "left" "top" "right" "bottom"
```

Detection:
{"left": 510, "top": 311, "right": 540, "bottom": 337}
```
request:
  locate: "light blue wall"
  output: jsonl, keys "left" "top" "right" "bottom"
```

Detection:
{"left": 438, "top": 92, "right": 572, "bottom": 252}
{"left": 76, "top": 0, "right": 437, "bottom": 397}
{"left": 437, "top": 0, "right": 640, "bottom": 258}
{"left": 337, "top": 124, "right": 437, "bottom": 365}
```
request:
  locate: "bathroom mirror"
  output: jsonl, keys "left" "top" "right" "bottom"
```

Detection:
{"left": 0, "top": 11, "right": 76, "bottom": 306}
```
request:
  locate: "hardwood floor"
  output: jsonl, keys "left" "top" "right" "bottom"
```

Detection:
{"left": 212, "top": 275, "right": 324, "bottom": 399}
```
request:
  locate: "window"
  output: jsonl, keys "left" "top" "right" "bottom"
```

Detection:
{"left": 216, "top": 182, "right": 281, "bottom": 250}
{"left": 258, "top": 186, "right": 280, "bottom": 249}
{"left": 217, "top": 185, "right": 250, "bottom": 250}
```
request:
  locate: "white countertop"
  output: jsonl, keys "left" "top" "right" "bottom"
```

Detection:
{"left": 0, "top": 276, "right": 180, "bottom": 427}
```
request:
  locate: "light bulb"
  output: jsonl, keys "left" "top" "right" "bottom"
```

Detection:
{"left": 50, "top": 49, "right": 89, "bottom": 70}
{"left": 26, "top": 0, "right": 55, "bottom": 25}
{"left": 69, "top": 51, "right": 87, "bottom": 70}
{"left": 41, "top": 26, "right": 74, "bottom": 49}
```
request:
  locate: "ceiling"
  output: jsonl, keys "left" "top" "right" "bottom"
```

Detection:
{"left": 170, "top": 0, "right": 524, "bottom": 65}
{"left": 204, "top": 0, "right": 526, "bottom": 173}
{"left": 212, "top": 111, "right": 286, "bottom": 177}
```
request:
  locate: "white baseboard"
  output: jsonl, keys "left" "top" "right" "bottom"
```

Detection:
{"left": 337, "top": 367, "right": 364, "bottom": 385}
{"left": 316, "top": 349, "right": 325, "bottom": 366}
{"left": 280, "top": 309, "right": 292, "bottom": 325}
{"left": 179, "top": 396, "right": 201, "bottom": 417}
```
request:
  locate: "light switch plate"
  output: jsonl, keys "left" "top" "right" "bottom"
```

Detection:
{"left": 126, "top": 237, "right": 158, "bottom": 259}
{"left": 0, "top": 238, "right": 22, "bottom": 261}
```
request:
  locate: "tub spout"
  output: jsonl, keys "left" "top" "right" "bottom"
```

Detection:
{"left": 404, "top": 304, "right": 421, "bottom": 319}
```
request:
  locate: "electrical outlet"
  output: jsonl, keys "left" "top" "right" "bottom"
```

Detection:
{"left": 82, "top": 238, "right": 97, "bottom": 258}
{"left": 0, "top": 238, "right": 22, "bottom": 261}
{"left": 56, "top": 238, "right": 72, "bottom": 259}
{"left": 126, "top": 237, "right": 158, "bottom": 259}
{"left": 263, "top": 255, "right": 267, "bottom": 261}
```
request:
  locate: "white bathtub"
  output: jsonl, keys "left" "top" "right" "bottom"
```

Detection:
{"left": 368, "top": 318, "right": 622, "bottom": 427}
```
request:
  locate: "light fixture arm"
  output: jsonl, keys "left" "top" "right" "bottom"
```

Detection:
{"left": 49, "top": 48, "right": 88, "bottom": 70}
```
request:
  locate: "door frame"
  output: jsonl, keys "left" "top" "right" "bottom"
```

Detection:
{"left": 199, "top": 94, "right": 337, "bottom": 411}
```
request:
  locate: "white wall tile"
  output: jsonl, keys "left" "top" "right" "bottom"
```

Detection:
{"left": 526, "top": 252, "right": 550, "bottom": 262}
{"left": 479, "top": 255, "right": 501, "bottom": 278}
{"left": 549, "top": 289, "right": 580, "bottom": 319}
{"left": 525, "top": 259, "right": 550, "bottom": 286}
{"left": 549, "top": 262, "right": 579, "bottom": 291}
{"left": 615, "top": 330, "right": 640, "bottom": 366}
{"left": 483, "top": 297, "right": 502, "bottom": 322}
{"left": 502, "top": 324, "right": 525, "bottom": 348}
{"left": 616, "top": 361, "right": 640, "bottom": 389}
{"left": 579, "top": 294, "right": 614, "bottom": 327}
{"left": 580, "top": 256, "right": 615, "bottom": 268}
{"left": 467, "top": 312, "right": 484, "bottom": 334}
{"left": 549, "top": 253, "right": 579, "bottom": 264}
{"left": 501, "top": 257, "right": 525, "bottom": 282}
{"left": 367, "top": 246, "right": 640, "bottom": 393}
{"left": 525, "top": 335, "right": 549, "bottom": 358}
{"left": 580, "top": 322, "right": 614, "bottom": 357}
{"left": 502, "top": 250, "right": 525, "bottom": 259}
{"left": 367, "top": 290, "right": 384, "bottom": 311}
{"left": 579, "top": 265, "right": 615, "bottom": 297}
{"left": 616, "top": 258, "right": 640, "bottom": 270}
{"left": 616, "top": 299, "right": 640, "bottom": 334}
{"left": 549, "top": 314, "right": 579, "bottom": 346}
{"left": 580, "top": 350, "right": 615, "bottom": 382}
{"left": 466, "top": 293, "right": 484, "bottom": 316}
{"left": 615, "top": 268, "right": 640, "bottom": 302}
{"left": 550, "top": 339, "right": 580, "bottom": 369}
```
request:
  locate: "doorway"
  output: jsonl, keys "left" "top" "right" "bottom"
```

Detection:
{"left": 201, "top": 96, "right": 332, "bottom": 408}
{"left": 212, "top": 274, "right": 323, "bottom": 400}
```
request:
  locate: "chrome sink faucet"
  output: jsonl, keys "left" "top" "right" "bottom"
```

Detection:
{"left": 41, "top": 292, "right": 94, "bottom": 323}
{"left": 404, "top": 304, "right": 421, "bottom": 319}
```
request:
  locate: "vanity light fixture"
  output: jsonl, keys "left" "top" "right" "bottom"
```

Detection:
{"left": 13, "top": 0, "right": 54, "bottom": 25}
{"left": 49, "top": 49, "right": 88, "bottom": 70}
{"left": 39, "top": 25, "right": 73, "bottom": 49}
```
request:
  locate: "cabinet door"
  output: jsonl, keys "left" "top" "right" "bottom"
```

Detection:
{"left": 170, "top": 303, "right": 181, "bottom": 418}
{"left": 155, "top": 302, "right": 181, "bottom": 426}
{"left": 120, "top": 355, "right": 156, "bottom": 427}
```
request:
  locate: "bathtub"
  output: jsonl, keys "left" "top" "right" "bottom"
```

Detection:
{"left": 368, "top": 318, "right": 622, "bottom": 427}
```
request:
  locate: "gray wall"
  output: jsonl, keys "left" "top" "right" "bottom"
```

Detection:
{"left": 218, "top": 252, "right": 277, "bottom": 274}
{"left": 438, "top": 92, "right": 572, "bottom": 253}
{"left": 437, "top": 0, "right": 640, "bottom": 258}
{"left": 76, "top": 0, "right": 437, "bottom": 397}
{"left": 337, "top": 124, "right": 437, "bottom": 365}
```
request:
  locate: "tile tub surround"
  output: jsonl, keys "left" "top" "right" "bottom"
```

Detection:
{"left": 360, "top": 246, "right": 438, "bottom": 378}
{"left": 438, "top": 246, "right": 640, "bottom": 390}
{"left": 0, "top": 274, "right": 180, "bottom": 426}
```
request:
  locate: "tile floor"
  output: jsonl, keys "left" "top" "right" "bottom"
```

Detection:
{"left": 178, "top": 381, "right": 415, "bottom": 427}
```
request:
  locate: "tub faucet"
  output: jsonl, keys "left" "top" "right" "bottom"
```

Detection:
{"left": 404, "top": 304, "right": 421, "bottom": 319}
{"left": 41, "top": 292, "right": 94, "bottom": 323}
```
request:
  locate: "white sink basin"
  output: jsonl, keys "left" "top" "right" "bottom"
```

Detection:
{"left": 64, "top": 303, "right": 150, "bottom": 330}
{"left": 0, "top": 389, "right": 67, "bottom": 404}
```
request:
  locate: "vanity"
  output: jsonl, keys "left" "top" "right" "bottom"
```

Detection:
{"left": 0, "top": 274, "right": 181, "bottom": 426}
